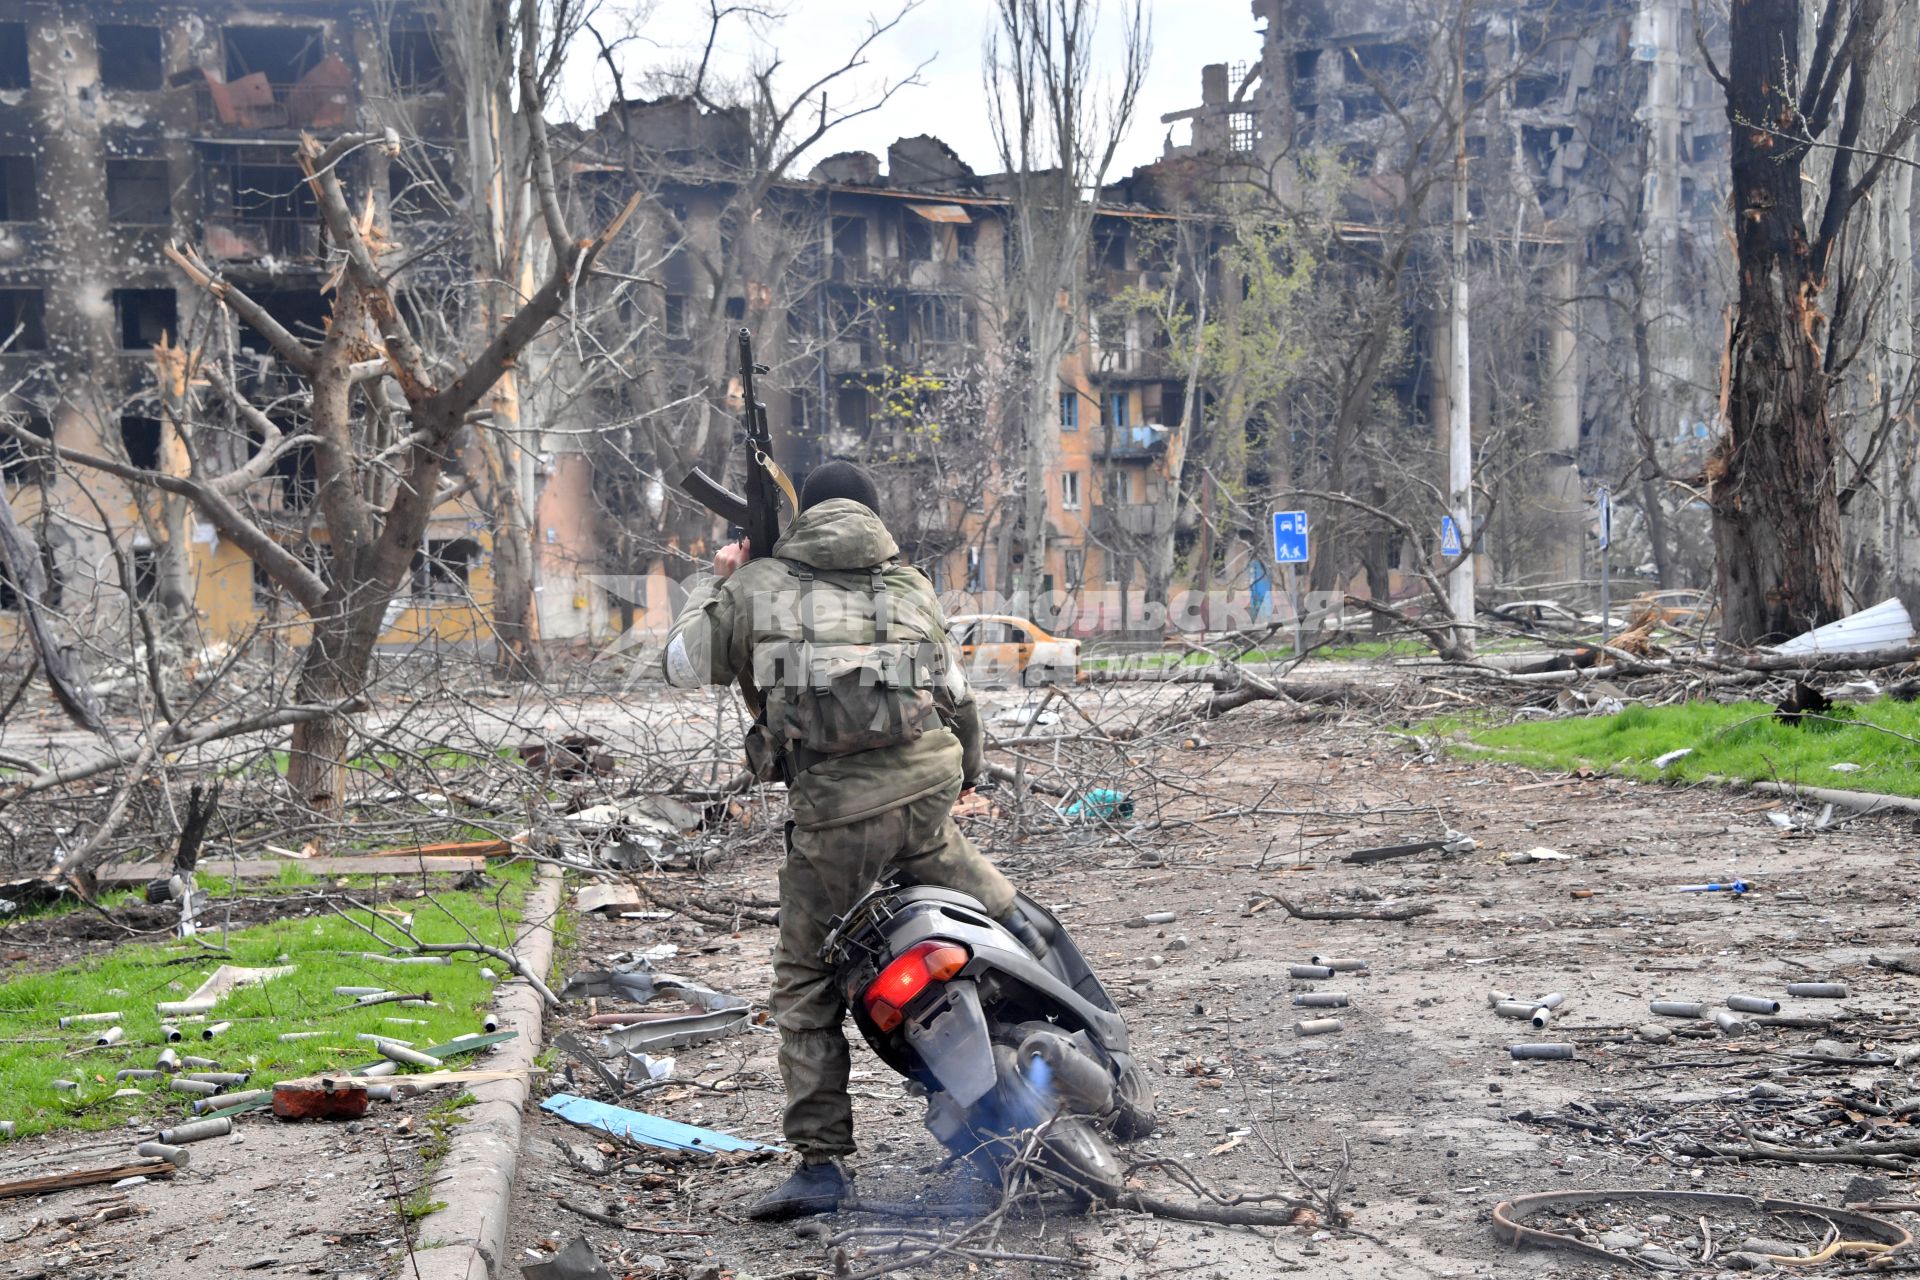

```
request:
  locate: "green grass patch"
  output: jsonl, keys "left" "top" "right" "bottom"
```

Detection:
{"left": 1452, "top": 697, "right": 1920, "bottom": 797}
{"left": 0, "top": 862, "right": 532, "bottom": 1138}
{"left": 400, "top": 1089, "right": 476, "bottom": 1222}
{"left": 1313, "top": 637, "right": 1426, "bottom": 661}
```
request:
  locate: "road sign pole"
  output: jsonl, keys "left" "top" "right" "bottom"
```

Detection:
{"left": 1601, "top": 542, "right": 1611, "bottom": 650}
{"left": 1596, "top": 487, "right": 1612, "bottom": 649}
{"left": 1288, "top": 564, "right": 1302, "bottom": 657}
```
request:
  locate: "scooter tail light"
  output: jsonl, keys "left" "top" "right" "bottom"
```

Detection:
{"left": 862, "top": 939, "right": 971, "bottom": 1032}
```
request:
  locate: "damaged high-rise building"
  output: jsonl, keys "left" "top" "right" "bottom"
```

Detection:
{"left": 1162, "top": 0, "right": 1732, "bottom": 597}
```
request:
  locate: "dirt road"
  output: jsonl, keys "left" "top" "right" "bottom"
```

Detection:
{"left": 503, "top": 695, "right": 1920, "bottom": 1278}
{"left": 1, "top": 677, "right": 1911, "bottom": 1278}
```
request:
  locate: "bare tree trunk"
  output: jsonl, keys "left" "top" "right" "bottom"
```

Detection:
{"left": 1710, "top": 0, "right": 1851, "bottom": 642}
{"left": 1363, "top": 478, "right": 1393, "bottom": 634}
{"left": 470, "top": 407, "right": 543, "bottom": 682}
{"left": 1630, "top": 293, "right": 1674, "bottom": 587}
{"left": 989, "top": 0, "right": 1147, "bottom": 612}
{"left": 286, "top": 667, "right": 352, "bottom": 814}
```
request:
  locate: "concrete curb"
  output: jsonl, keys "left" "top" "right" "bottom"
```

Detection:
{"left": 1750, "top": 779, "right": 1920, "bottom": 815}
{"left": 412, "top": 862, "right": 563, "bottom": 1280}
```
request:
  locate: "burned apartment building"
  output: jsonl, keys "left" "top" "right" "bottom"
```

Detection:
{"left": 0, "top": 9, "right": 1222, "bottom": 653}
{"left": 1160, "top": 0, "right": 1732, "bottom": 596}
{"left": 566, "top": 100, "right": 1196, "bottom": 625}
{"left": 0, "top": 1, "right": 499, "bottom": 648}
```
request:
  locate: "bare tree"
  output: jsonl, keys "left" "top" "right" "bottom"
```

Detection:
{"left": 987, "top": 0, "right": 1148, "bottom": 609}
{"left": 1707, "top": 0, "right": 1920, "bottom": 642}
{"left": 0, "top": 15, "right": 636, "bottom": 817}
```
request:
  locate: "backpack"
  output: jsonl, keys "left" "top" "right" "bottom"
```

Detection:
{"left": 751, "top": 561, "right": 948, "bottom": 772}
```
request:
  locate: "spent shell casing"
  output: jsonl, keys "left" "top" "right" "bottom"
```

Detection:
{"left": 1292, "top": 992, "right": 1350, "bottom": 1008}
{"left": 1649, "top": 1000, "right": 1706, "bottom": 1018}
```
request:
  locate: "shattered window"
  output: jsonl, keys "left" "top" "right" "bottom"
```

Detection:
{"left": 388, "top": 154, "right": 459, "bottom": 218}
{"left": 97, "top": 25, "right": 163, "bottom": 91}
{"left": 0, "top": 24, "right": 26, "bottom": 92}
{"left": 387, "top": 20, "right": 444, "bottom": 95}
{"left": 247, "top": 419, "right": 316, "bottom": 509}
{"left": 114, "top": 288, "right": 176, "bottom": 351}
{"left": 120, "top": 413, "right": 162, "bottom": 470}
{"left": 224, "top": 25, "right": 323, "bottom": 86}
{"left": 832, "top": 216, "right": 867, "bottom": 263}
{"left": 836, "top": 383, "right": 870, "bottom": 434}
{"left": 0, "top": 408, "right": 50, "bottom": 481}
{"left": 238, "top": 288, "right": 329, "bottom": 354}
{"left": 0, "top": 156, "right": 35, "bottom": 222}
{"left": 106, "top": 159, "right": 170, "bottom": 224}
{"left": 0, "top": 289, "right": 47, "bottom": 351}
{"left": 902, "top": 217, "right": 933, "bottom": 262}
{"left": 412, "top": 537, "right": 477, "bottom": 603}
{"left": 130, "top": 547, "right": 160, "bottom": 604}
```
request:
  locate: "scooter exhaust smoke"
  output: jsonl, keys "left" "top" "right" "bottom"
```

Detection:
{"left": 1019, "top": 1028, "right": 1115, "bottom": 1115}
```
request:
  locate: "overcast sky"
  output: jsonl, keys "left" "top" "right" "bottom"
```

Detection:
{"left": 561, "top": 1, "right": 1265, "bottom": 177}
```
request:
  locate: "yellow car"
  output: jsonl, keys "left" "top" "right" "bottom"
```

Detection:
{"left": 947, "top": 614, "right": 1081, "bottom": 688}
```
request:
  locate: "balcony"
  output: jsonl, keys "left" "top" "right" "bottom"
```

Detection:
{"left": 190, "top": 61, "right": 356, "bottom": 133}
{"left": 907, "top": 339, "right": 969, "bottom": 370}
{"left": 1089, "top": 346, "right": 1170, "bottom": 380}
{"left": 826, "top": 339, "right": 877, "bottom": 373}
{"left": 1092, "top": 501, "right": 1169, "bottom": 539}
{"left": 1091, "top": 424, "right": 1170, "bottom": 461}
{"left": 830, "top": 255, "right": 871, "bottom": 283}
{"left": 206, "top": 216, "right": 324, "bottom": 261}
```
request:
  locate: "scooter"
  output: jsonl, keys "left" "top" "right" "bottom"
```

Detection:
{"left": 822, "top": 883, "right": 1155, "bottom": 1200}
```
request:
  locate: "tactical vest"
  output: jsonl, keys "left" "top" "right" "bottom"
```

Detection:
{"left": 747, "top": 559, "right": 956, "bottom": 777}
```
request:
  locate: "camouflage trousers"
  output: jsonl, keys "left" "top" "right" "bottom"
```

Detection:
{"left": 771, "top": 778, "right": 1015, "bottom": 1158}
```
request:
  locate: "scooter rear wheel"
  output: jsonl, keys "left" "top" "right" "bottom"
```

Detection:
{"left": 1109, "top": 1060, "right": 1157, "bottom": 1141}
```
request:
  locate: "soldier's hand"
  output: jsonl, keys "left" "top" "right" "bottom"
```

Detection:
{"left": 714, "top": 538, "right": 750, "bottom": 579}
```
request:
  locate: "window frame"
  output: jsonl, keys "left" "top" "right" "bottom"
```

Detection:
{"left": 1060, "top": 470, "right": 1082, "bottom": 511}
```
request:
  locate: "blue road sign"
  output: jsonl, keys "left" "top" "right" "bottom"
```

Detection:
{"left": 1440, "top": 515, "right": 1463, "bottom": 558}
{"left": 1272, "top": 510, "right": 1309, "bottom": 564}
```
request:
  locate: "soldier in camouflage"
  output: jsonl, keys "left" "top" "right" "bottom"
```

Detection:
{"left": 663, "top": 461, "right": 1042, "bottom": 1219}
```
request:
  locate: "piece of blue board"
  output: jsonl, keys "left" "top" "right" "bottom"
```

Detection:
{"left": 541, "top": 1092, "right": 784, "bottom": 1155}
{"left": 1440, "top": 515, "right": 1463, "bottom": 558}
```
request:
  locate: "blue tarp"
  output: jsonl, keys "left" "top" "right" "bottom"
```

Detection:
{"left": 540, "top": 1092, "right": 784, "bottom": 1155}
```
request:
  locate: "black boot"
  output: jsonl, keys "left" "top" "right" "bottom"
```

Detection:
{"left": 748, "top": 1157, "right": 851, "bottom": 1220}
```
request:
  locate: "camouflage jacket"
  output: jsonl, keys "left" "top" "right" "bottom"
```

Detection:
{"left": 663, "top": 499, "right": 984, "bottom": 831}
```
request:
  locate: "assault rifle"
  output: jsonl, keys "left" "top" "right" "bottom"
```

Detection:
{"left": 678, "top": 328, "right": 794, "bottom": 783}
{"left": 680, "top": 327, "right": 786, "bottom": 563}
